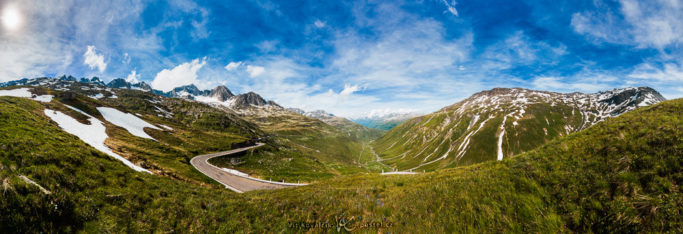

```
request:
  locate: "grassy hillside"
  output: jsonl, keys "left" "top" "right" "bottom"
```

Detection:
{"left": 211, "top": 109, "right": 389, "bottom": 182}
{"left": 2, "top": 86, "right": 264, "bottom": 187}
{"left": 2, "top": 90, "right": 680, "bottom": 232}
{"left": 373, "top": 88, "right": 660, "bottom": 171}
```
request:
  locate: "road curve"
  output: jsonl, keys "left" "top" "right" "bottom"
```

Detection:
{"left": 190, "top": 143, "right": 302, "bottom": 193}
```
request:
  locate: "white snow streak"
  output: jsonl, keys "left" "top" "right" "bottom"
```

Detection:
{"left": 497, "top": 115, "right": 507, "bottom": 161}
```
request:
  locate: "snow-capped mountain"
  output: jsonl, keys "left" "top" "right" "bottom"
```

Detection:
{"left": 0, "top": 77, "right": 280, "bottom": 112}
{"left": 373, "top": 87, "right": 666, "bottom": 172}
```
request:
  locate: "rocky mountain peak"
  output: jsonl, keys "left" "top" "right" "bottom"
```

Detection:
{"left": 231, "top": 92, "right": 280, "bottom": 109}
{"left": 107, "top": 78, "right": 131, "bottom": 89}
{"left": 209, "top": 85, "right": 234, "bottom": 101}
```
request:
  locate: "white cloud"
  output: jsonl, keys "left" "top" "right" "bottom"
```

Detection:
{"left": 441, "top": 0, "right": 459, "bottom": 16}
{"left": 628, "top": 62, "right": 683, "bottom": 82}
{"left": 83, "top": 45, "right": 107, "bottom": 73}
{"left": 314, "top": 19, "right": 326, "bottom": 28}
{"left": 246, "top": 65, "right": 265, "bottom": 77}
{"left": 340, "top": 84, "right": 361, "bottom": 95}
{"left": 151, "top": 58, "right": 206, "bottom": 92}
{"left": 224, "top": 61, "right": 242, "bottom": 71}
{"left": 571, "top": 0, "right": 683, "bottom": 49}
{"left": 125, "top": 70, "right": 140, "bottom": 84}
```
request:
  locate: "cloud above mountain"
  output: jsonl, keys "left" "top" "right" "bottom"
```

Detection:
{"left": 151, "top": 58, "right": 206, "bottom": 92}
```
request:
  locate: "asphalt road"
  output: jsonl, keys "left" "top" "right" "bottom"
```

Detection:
{"left": 190, "top": 143, "right": 301, "bottom": 193}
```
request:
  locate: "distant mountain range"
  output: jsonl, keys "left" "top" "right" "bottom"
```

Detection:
{"left": 351, "top": 112, "right": 421, "bottom": 131}
{"left": 0, "top": 75, "right": 284, "bottom": 111}
{"left": 373, "top": 87, "right": 666, "bottom": 171}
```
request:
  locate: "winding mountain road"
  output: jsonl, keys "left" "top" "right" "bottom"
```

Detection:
{"left": 190, "top": 143, "right": 303, "bottom": 193}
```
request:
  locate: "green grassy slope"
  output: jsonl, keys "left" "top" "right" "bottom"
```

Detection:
{"left": 211, "top": 110, "right": 389, "bottom": 182}
{"left": 7, "top": 84, "right": 387, "bottom": 184}
{"left": 2, "top": 86, "right": 263, "bottom": 187}
{"left": 372, "top": 87, "right": 661, "bottom": 171}
{"left": 2, "top": 93, "right": 680, "bottom": 232}
{"left": 374, "top": 102, "right": 585, "bottom": 171}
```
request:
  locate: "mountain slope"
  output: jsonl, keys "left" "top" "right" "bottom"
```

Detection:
{"left": 2, "top": 89, "right": 680, "bottom": 232}
{"left": 374, "top": 87, "right": 665, "bottom": 171}
{"left": 0, "top": 82, "right": 265, "bottom": 187}
{"left": 290, "top": 109, "right": 384, "bottom": 140}
{"left": 0, "top": 76, "right": 387, "bottom": 182}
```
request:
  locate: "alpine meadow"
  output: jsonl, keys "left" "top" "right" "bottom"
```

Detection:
{"left": 1, "top": 0, "right": 681, "bottom": 233}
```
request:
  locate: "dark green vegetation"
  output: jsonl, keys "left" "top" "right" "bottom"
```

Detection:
{"left": 2, "top": 85, "right": 680, "bottom": 232}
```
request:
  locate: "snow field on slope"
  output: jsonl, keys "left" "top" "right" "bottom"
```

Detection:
{"left": 0, "top": 87, "right": 53, "bottom": 102}
{"left": 96, "top": 107, "right": 161, "bottom": 140}
{"left": 44, "top": 107, "right": 152, "bottom": 173}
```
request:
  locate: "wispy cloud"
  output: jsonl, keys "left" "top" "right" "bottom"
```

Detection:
{"left": 313, "top": 19, "right": 326, "bottom": 28}
{"left": 441, "top": 0, "right": 459, "bottom": 16}
{"left": 246, "top": 65, "right": 265, "bottom": 77}
{"left": 571, "top": 0, "right": 683, "bottom": 49}
{"left": 224, "top": 61, "right": 242, "bottom": 71}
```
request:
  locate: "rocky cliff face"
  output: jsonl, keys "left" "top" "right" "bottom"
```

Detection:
{"left": 209, "top": 85, "right": 234, "bottom": 101}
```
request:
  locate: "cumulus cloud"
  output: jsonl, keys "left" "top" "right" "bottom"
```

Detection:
{"left": 340, "top": 84, "right": 361, "bottom": 95}
{"left": 151, "top": 58, "right": 206, "bottom": 92}
{"left": 83, "top": 45, "right": 107, "bottom": 73}
{"left": 125, "top": 70, "right": 140, "bottom": 84}
{"left": 246, "top": 65, "right": 265, "bottom": 77}
{"left": 224, "top": 61, "right": 242, "bottom": 71}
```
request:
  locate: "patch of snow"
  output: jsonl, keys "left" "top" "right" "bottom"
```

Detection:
{"left": 0, "top": 88, "right": 32, "bottom": 98}
{"left": 32, "top": 95, "right": 53, "bottom": 102}
{"left": 44, "top": 108, "right": 151, "bottom": 173}
{"left": 96, "top": 107, "right": 161, "bottom": 140}
{"left": 90, "top": 93, "right": 104, "bottom": 99}
{"left": 0, "top": 88, "right": 52, "bottom": 102}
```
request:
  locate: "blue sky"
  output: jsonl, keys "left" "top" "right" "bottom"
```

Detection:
{"left": 0, "top": 0, "right": 681, "bottom": 118}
